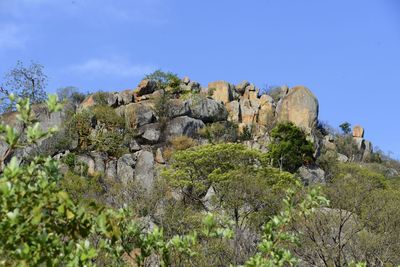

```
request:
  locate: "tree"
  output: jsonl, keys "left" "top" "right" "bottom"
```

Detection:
{"left": 0, "top": 61, "right": 48, "bottom": 112}
{"left": 56, "top": 86, "right": 86, "bottom": 107}
{"left": 145, "top": 69, "right": 181, "bottom": 93}
{"left": 339, "top": 122, "right": 352, "bottom": 135}
{"left": 267, "top": 122, "right": 314, "bottom": 173}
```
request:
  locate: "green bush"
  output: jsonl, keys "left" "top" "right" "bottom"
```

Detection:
{"left": 145, "top": 69, "right": 181, "bottom": 93}
{"left": 199, "top": 121, "right": 239, "bottom": 143}
{"left": 91, "top": 104, "right": 124, "bottom": 130}
{"left": 267, "top": 122, "right": 314, "bottom": 173}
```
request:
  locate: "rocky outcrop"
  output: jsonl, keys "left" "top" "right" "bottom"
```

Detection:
{"left": 165, "top": 116, "right": 205, "bottom": 139}
{"left": 208, "top": 81, "right": 234, "bottom": 104}
{"left": 188, "top": 98, "right": 228, "bottom": 123}
{"left": 276, "top": 86, "right": 319, "bottom": 133}
{"left": 124, "top": 102, "right": 155, "bottom": 129}
{"left": 134, "top": 79, "right": 157, "bottom": 96}
{"left": 117, "top": 153, "right": 136, "bottom": 184}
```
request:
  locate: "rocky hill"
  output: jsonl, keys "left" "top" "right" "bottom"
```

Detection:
{"left": 0, "top": 76, "right": 377, "bottom": 188}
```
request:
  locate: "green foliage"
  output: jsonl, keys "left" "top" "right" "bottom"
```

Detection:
{"left": 163, "top": 143, "right": 264, "bottom": 201}
{"left": 240, "top": 124, "right": 253, "bottom": 141}
{"left": 267, "top": 122, "right": 314, "bottom": 173}
{"left": 92, "top": 104, "right": 124, "bottom": 130}
{"left": 145, "top": 69, "right": 181, "bottom": 93}
{"left": 92, "top": 91, "right": 110, "bottom": 105}
{"left": 339, "top": 121, "right": 352, "bottom": 135}
{"left": 66, "top": 109, "right": 93, "bottom": 150}
{"left": 199, "top": 121, "right": 239, "bottom": 143}
{"left": 335, "top": 134, "right": 360, "bottom": 160}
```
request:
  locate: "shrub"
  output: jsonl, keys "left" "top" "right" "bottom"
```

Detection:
{"left": 145, "top": 69, "right": 181, "bottom": 93}
{"left": 199, "top": 121, "right": 239, "bottom": 143}
{"left": 66, "top": 110, "right": 93, "bottom": 150}
{"left": 91, "top": 104, "right": 124, "bottom": 130}
{"left": 63, "top": 152, "right": 76, "bottom": 170}
{"left": 267, "top": 122, "right": 314, "bottom": 173}
{"left": 335, "top": 134, "right": 360, "bottom": 161}
{"left": 92, "top": 91, "right": 110, "bottom": 105}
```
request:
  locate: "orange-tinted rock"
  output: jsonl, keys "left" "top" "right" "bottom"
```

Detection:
{"left": 276, "top": 86, "right": 319, "bottom": 133}
{"left": 208, "top": 80, "right": 233, "bottom": 104}
{"left": 352, "top": 125, "right": 364, "bottom": 138}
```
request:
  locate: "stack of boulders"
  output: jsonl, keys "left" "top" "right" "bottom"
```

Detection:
{"left": 352, "top": 125, "right": 373, "bottom": 161}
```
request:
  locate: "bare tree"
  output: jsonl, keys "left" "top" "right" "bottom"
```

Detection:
{"left": 0, "top": 61, "right": 47, "bottom": 112}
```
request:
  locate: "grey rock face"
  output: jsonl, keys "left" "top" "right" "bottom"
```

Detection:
{"left": 117, "top": 153, "right": 137, "bottom": 184}
{"left": 167, "top": 99, "right": 191, "bottom": 118}
{"left": 165, "top": 116, "right": 205, "bottom": 139}
{"left": 189, "top": 98, "right": 228, "bottom": 123}
{"left": 125, "top": 103, "right": 155, "bottom": 129}
{"left": 134, "top": 79, "right": 158, "bottom": 96}
{"left": 135, "top": 150, "right": 154, "bottom": 192}
{"left": 138, "top": 123, "right": 161, "bottom": 144}
{"left": 337, "top": 153, "right": 349, "bottom": 163}
{"left": 117, "top": 90, "right": 134, "bottom": 105}
{"left": 90, "top": 151, "right": 107, "bottom": 174}
{"left": 298, "top": 165, "right": 326, "bottom": 185}
{"left": 105, "top": 159, "right": 117, "bottom": 180}
{"left": 76, "top": 154, "right": 95, "bottom": 175}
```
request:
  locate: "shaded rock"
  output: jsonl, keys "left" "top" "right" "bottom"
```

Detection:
{"left": 167, "top": 99, "right": 191, "bottom": 118}
{"left": 353, "top": 137, "right": 365, "bottom": 151}
{"left": 135, "top": 150, "right": 155, "bottom": 192}
{"left": 353, "top": 125, "right": 364, "bottom": 138}
{"left": 117, "top": 153, "right": 137, "bottom": 184}
{"left": 181, "top": 81, "right": 201, "bottom": 92}
{"left": 129, "top": 139, "right": 141, "bottom": 152}
{"left": 276, "top": 86, "right": 319, "bottom": 133}
{"left": 105, "top": 159, "right": 117, "bottom": 180}
{"left": 236, "top": 80, "right": 250, "bottom": 95}
{"left": 363, "top": 140, "right": 373, "bottom": 161}
{"left": 268, "top": 85, "right": 289, "bottom": 102}
{"left": 76, "top": 154, "right": 95, "bottom": 176}
{"left": 226, "top": 100, "right": 241, "bottom": 123}
{"left": 189, "top": 98, "right": 228, "bottom": 122}
{"left": 155, "top": 148, "right": 165, "bottom": 164}
{"left": 337, "top": 153, "right": 349, "bottom": 163}
{"left": 114, "top": 105, "right": 126, "bottom": 118}
{"left": 90, "top": 151, "right": 107, "bottom": 174}
{"left": 165, "top": 116, "right": 205, "bottom": 139}
{"left": 202, "top": 186, "right": 216, "bottom": 211}
{"left": 242, "top": 84, "right": 259, "bottom": 100}
{"left": 125, "top": 103, "right": 155, "bottom": 129}
{"left": 117, "top": 90, "right": 135, "bottom": 105}
{"left": 134, "top": 79, "right": 157, "bottom": 96}
{"left": 208, "top": 80, "right": 234, "bottom": 104}
{"left": 137, "top": 123, "right": 161, "bottom": 144}
{"left": 298, "top": 165, "right": 326, "bottom": 185}
{"left": 240, "top": 99, "right": 258, "bottom": 124}
{"left": 323, "top": 134, "right": 337, "bottom": 150}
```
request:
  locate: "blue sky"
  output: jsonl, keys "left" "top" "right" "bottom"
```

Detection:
{"left": 0, "top": 0, "right": 399, "bottom": 158}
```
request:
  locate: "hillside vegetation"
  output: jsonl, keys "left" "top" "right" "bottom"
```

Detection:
{"left": 0, "top": 69, "right": 399, "bottom": 266}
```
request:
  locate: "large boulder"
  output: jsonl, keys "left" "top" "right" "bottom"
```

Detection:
{"left": 235, "top": 80, "right": 250, "bottom": 95}
{"left": 117, "top": 90, "right": 135, "bottom": 105}
{"left": 167, "top": 99, "right": 191, "bottom": 118}
{"left": 135, "top": 150, "right": 155, "bottom": 192}
{"left": 137, "top": 123, "right": 161, "bottom": 144}
{"left": 125, "top": 103, "right": 155, "bottom": 129}
{"left": 105, "top": 159, "right": 117, "bottom": 180}
{"left": 134, "top": 79, "right": 157, "bottom": 96}
{"left": 165, "top": 116, "right": 205, "bottom": 139}
{"left": 276, "top": 86, "right": 319, "bottom": 133}
{"left": 242, "top": 84, "right": 259, "bottom": 101}
{"left": 79, "top": 92, "right": 118, "bottom": 110}
{"left": 208, "top": 81, "right": 234, "bottom": 104}
{"left": 189, "top": 98, "right": 228, "bottom": 122}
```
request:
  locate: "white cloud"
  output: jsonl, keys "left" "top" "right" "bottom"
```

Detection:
{"left": 69, "top": 58, "right": 156, "bottom": 77}
{"left": 0, "top": 24, "right": 27, "bottom": 49}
